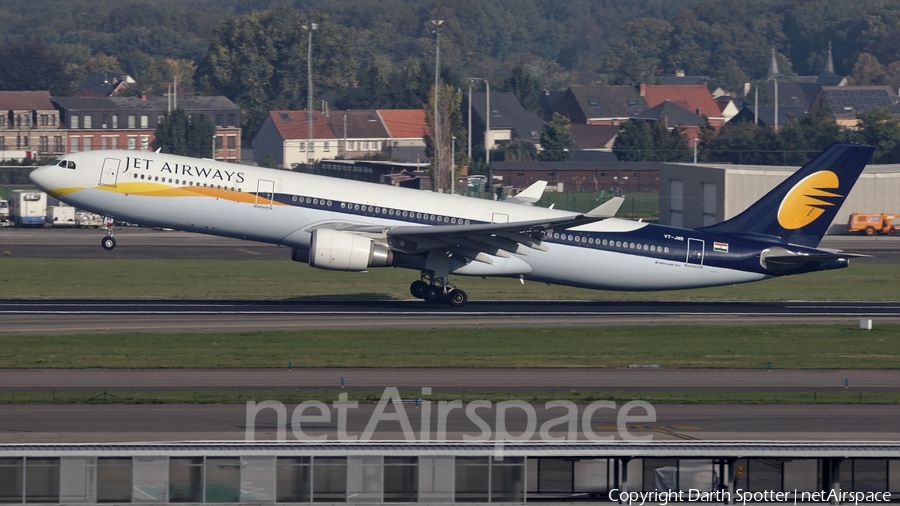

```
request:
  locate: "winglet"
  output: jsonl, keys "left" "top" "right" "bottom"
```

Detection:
{"left": 504, "top": 180, "right": 547, "bottom": 205}
{"left": 585, "top": 197, "right": 624, "bottom": 218}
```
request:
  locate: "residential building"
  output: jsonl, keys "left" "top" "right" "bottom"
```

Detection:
{"left": 808, "top": 86, "right": 900, "bottom": 129}
{"left": 0, "top": 91, "right": 64, "bottom": 161}
{"left": 253, "top": 110, "right": 337, "bottom": 168}
{"left": 632, "top": 100, "right": 707, "bottom": 145}
{"left": 640, "top": 84, "right": 725, "bottom": 128}
{"left": 326, "top": 110, "right": 391, "bottom": 160}
{"left": 51, "top": 96, "right": 241, "bottom": 161}
{"left": 376, "top": 109, "right": 428, "bottom": 162}
{"left": 253, "top": 109, "right": 428, "bottom": 169}
{"left": 463, "top": 91, "right": 543, "bottom": 155}
{"left": 553, "top": 85, "right": 648, "bottom": 126}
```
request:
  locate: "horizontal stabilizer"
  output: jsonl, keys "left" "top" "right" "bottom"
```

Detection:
{"left": 586, "top": 197, "right": 624, "bottom": 218}
{"left": 760, "top": 251, "right": 867, "bottom": 273}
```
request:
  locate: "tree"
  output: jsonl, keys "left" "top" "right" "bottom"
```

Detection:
{"left": 0, "top": 42, "right": 72, "bottom": 95}
{"left": 539, "top": 113, "right": 573, "bottom": 161}
{"left": 424, "top": 83, "right": 466, "bottom": 191}
{"left": 500, "top": 139, "right": 538, "bottom": 162}
{"left": 613, "top": 120, "right": 654, "bottom": 161}
{"left": 853, "top": 106, "right": 900, "bottom": 163}
{"left": 650, "top": 122, "right": 691, "bottom": 162}
{"left": 501, "top": 65, "right": 542, "bottom": 113}
{"left": 152, "top": 109, "right": 216, "bottom": 159}
{"left": 195, "top": 6, "right": 355, "bottom": 142}
{"left": 847, "top": 53, "right": 886, "bottom": 85}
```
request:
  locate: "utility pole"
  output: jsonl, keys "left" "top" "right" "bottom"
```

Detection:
{"left": 430, "top": 20, "right": 444, "bottom": 191}
{"left": 303, "top": 22, "right": 318, "bottom": 164}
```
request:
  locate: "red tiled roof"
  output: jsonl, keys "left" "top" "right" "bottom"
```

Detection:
{"left": 0, "top": 91, "right": 54, "bottom": 110}
{"left": 377, "top": 110, "right": 428, "bottom": 138}
{"left": 269, "top": 111, "right": 337, "bottom": 140}
{"left": 642, "top": 85, "right": 720, "bottom": 118}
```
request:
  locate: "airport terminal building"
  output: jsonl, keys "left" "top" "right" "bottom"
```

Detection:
{"left": 2, "top": 441, "right": 899, "bottom": 503}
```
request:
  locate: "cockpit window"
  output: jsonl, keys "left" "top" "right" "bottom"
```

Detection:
{"left": 67, "top": 161, "right": 75, "bottom": 170}
{"left": 57, "top": 160, "right": 66, "bottom": 167}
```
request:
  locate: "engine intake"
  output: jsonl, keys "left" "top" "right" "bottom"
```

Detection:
{"left": 308, "top": 228, "right": 393, "bottom": 271}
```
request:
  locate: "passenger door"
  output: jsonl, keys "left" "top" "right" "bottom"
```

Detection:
{"left": 686, "top": 238, "right": 704, "bottom": 267}
{"left": 255, "top": 179, "right": 275, "bottom": 208}
{"left": 99, "top": 158, "right": 121, "bottom": 187}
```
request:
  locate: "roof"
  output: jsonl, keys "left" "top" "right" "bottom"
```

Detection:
{"left": 377, "top": 109, "right": 428, "bottom": 139}
{"left": 763, "top": 81, "right": 822, "bottom": 109}
{"left": 0, "top": 91, "right": 54, "bottom": 110}
{"left": 267, "top": 110, "right": 337, "bottom": 141}
{"left": 641, "top": 85, "right": 720, "bottom": 118}
{"left": 75, "top": 72, "right": 133, "bottom": 97}
{"left": 633, "top": 100, "right": 706, "bottom": 126}
{"left": 565, "top": 85, "right": 648, "bottom": 120}
{"left": 468, "top": 91, "right": 543, "bottom": 142}
{"left": 52, "top": 95, "right": 240, "bottom": 112}
{"left": 815, "top": 86, "right": 900, "bottom": 118}
{"left": 568, "top": 124, "right": 619, "bottom": 149}
{"left": 326, "top": 110, "right": 389, "bottom": 139}
{"left": 730, "top": 106, "right": 807, "bottom": 127}
{"left": 493, "top": 161, "right": 663, "bottom": 172}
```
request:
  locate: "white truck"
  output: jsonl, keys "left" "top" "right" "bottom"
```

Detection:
{"left": 0, "top": 198, "right": 9, "bottom": 227}
{"left": 48, "top": 204, "right": 77, "bottom": 227}
{"left": 9, "top": 190, "right": 47, "bottom": 227}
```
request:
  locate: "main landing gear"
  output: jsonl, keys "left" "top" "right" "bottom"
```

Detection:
{"left": 101, "top": 216, "right": 116, "bottom": 251}
{"left": 409, "top": 273, "right": 468, "bottom": 307}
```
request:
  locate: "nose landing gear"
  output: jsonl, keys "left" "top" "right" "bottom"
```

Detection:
{"left": 409, "top": 273, "right": 468, "bottom": 307}
{"left": 101, "top": 216, "right": 116, "bottom": 251}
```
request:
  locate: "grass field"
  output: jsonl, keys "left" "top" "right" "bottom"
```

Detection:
{"left": 1, "top": 258, "right": 898, "bottom": 300}
{"left": 1, "top": 325, "right": 897, "bottom": 369}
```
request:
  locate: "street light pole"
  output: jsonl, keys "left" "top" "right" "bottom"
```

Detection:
{"left": 451, "top": 135, "right": 456, "bottom": 195}
{"left": 485, "top": 79, "right": 491, "bottom": 192}
{"left": 430, "top": 20, "right": 444, "bottom": 191}
{"left": 303, "top": 22, "right": 318, "bottom": 165}
{"left": 468, "top": 79, "right": 473, "bottom": 160}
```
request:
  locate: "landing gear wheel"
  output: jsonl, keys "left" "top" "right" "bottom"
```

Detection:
{"left": 410, "top": 280, "right": 429, "bottom": 299}
{"left": 423, "top": 286, "right": 443, "bottom": 304}
{"left": 447, "top": 288, "right": 468, "bottom": 307}
{"left": 101, "top": 236, "right": 116, "bottom": 251}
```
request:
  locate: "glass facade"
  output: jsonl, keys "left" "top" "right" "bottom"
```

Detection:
{"left": 0, "top": 454, "right": 895, "bottom": 503}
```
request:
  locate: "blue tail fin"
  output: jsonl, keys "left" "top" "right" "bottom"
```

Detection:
{"left": 698, "top": 143, "right": 875, "bottom": 247}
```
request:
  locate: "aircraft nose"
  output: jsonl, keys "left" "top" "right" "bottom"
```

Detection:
{"left": 29, "top": 166, "right": 53, "bottom": 192}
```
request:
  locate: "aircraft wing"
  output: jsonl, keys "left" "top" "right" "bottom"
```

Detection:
{"left": 306, "top": 197, "right": 625, "bottom": 265}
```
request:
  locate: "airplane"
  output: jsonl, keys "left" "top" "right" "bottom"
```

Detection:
{"left": 29, "top": 142, "right": 874, "bottom": 307}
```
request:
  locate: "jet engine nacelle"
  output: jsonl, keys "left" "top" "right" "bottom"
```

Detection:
{"left": 308, "top": 228, "right": 393, "bottom": 271}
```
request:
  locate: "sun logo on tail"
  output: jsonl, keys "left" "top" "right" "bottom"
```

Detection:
{"left": 777, "top": 170, "right": 843, "bottom": 230}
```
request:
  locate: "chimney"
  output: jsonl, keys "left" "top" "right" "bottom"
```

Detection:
{"left": 140, "top": 93, "right": 147, "bottom": 101}
{"left": 639, "top": 83, "right": 646, "bottom": 96}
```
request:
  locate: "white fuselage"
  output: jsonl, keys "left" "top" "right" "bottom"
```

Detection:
{"left": 30, "top": 150, "right": 767, "bottom": 291}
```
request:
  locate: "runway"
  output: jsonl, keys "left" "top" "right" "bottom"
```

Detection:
{"left": 0, "top": 368, "right": 897, "bottom": 392}
{"left": 0, "top": 404, "right": 895, "bottom": 443}
{"left": 3, "top": 299, "right": 900, "bottom": 333}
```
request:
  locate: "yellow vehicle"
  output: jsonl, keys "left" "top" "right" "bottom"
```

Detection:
{"left": 847, "top": 213, "right": 898, "bottom": 235}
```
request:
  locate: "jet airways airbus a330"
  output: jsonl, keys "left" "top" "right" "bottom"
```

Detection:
{"left": 29, "top": 143, "right": 874, "bottom": 307}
